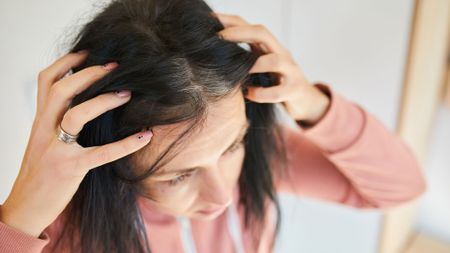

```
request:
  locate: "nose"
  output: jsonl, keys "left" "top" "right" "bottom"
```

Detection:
{"left": 199, "top": 166, "right": 233, "bottom": 208}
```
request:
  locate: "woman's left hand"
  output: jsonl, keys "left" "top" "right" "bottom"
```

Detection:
{"left": 214, "top": 13, "right": 331, "bottom": 126}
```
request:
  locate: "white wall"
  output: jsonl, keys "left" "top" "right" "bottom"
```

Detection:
{"left": 416, "top": 105, "right": 450, "bottom": 243}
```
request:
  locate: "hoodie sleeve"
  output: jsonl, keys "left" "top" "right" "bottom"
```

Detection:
{"left": 0, "top": 211, "right": 50, "bottom": 253}
{"left": 0, "top": 205, "right": 65, "bottom": 253}
{"left": 274, "top": 82, "right": 427, "bottom": 210}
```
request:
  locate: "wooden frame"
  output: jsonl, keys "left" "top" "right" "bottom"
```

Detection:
{"left": 378, "top": 0, "right": 450, "bottom": 253}
{"left": 445, "top": 63, "right": 450, "bottom": 106}
{"left": 404, "top": 233, "right": 450, "bottom": 253}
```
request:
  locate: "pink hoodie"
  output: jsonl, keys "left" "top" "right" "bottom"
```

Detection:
{"left": 0, "top": 83, "right": 427, "bottom": 253}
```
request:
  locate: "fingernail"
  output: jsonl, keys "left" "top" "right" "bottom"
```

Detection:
{"left": 115, "top": 90, "right": 131, "bottom": 97}
{"left": 103, "top": 62, "right": 118, "bottom": 70}
{"left": 137, "top": 129, "right": 153, "bottom": 141}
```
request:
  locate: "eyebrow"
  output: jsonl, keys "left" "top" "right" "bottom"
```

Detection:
{"left": 153, "top": 119, "right": 251, "bottom": 177}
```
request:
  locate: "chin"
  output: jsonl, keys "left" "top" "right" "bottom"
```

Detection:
{"left": 190, "top": 211, "right": 223, "bottom": 220}
{"left": 189, "top": 206, "right": 228, "bottom": 220}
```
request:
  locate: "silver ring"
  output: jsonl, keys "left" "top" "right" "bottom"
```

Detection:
{"left": 57, "top": 124, "right": 79, "bottom": 144}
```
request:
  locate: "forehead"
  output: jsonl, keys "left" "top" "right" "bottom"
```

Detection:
{"left": 131, "top": 88, "right": 247, "bottom": 173}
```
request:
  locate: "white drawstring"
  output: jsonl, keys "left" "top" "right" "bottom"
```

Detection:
{"left": 176, "top": 203, "right": 246, "bottom": 253}
{"left": 226, "top": 202, "right": 246, "bottom": 253}
{"left": 177, "top": 216, "right": 198, "bottom": 253}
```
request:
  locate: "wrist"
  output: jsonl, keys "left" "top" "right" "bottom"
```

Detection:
{"left": 1, "top": 202, "right": 44, "bottom": 238}
{"left": 297, "top": 84, "right": 331, "bottom": 126}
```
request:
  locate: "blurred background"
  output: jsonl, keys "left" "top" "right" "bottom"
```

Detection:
{"left": 0, "top": 0, "right": 449, "bottom": 252}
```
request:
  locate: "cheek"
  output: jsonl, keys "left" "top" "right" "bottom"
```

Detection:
{"left": 219, "top": 148, "right": 246, "bottom": 186}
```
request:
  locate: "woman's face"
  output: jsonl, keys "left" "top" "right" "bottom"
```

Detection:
{"left": 132, "top": 88, "right": 249, "bottom": 220}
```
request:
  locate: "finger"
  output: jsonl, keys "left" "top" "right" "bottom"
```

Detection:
{"left": 213, "top": 13, "right": 268, "bottom": 53}
{"left": 245, "top": 84, "right": 292, "bottom": 103}
{"left": 80, "top": 129, "right": 153, "bottom": 171}
{"left": 249, "top": 53, "right": 297, "bottom": 75}
{"left": 37, "top": 50, "right": 89, "bottom": 115}
{"left": 218, "top": 25, "right": 287, "bottom": 55}
{"left": 60, "top": 90, "right": 132, "bottom": 136}
{"left": 213, "top": 13, "right": 249, "bottom": 27}
{"left": 44, "top": 62, "right": 119, "bottom": 129}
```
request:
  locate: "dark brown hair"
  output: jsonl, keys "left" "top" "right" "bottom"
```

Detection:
{"left": 52, "top": 0, "right": 288, "bottom": 252}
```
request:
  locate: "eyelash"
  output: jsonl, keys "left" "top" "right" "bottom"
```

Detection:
{"left": 166, "top": 139, "right": 246, "bottom": 187}
{"left": 167, "top": 173, "right": 192, "bottom": 186}
{"left": 226, "top": 138, "right": 246, "bottom": 154}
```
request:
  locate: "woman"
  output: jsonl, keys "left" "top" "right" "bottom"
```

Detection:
{"left": 0, "top": 0, "right": 426, "bottom": 252}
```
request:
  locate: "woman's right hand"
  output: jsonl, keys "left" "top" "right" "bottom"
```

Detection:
{"left": 0, "top": 50, "right": 153, "bottom": 238}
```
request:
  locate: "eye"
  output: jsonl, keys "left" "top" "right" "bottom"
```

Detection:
{"left": 226, "top": 139, "right": 246, "bottom": 154}
{"left": 167, "top": 173, "right": 192, "bottom": 187}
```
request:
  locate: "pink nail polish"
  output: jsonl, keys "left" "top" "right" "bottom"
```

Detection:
{"left": 137, "top": 129, "right": 153, "bottom": 141}
{"left": 103, "top": 62, "right": 118, "bottom": 70}
{"left": 115, "top": 90, "right": 131, "bottom": 97}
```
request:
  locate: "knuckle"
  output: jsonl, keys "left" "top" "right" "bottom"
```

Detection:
{"left": 93, "top": 93, "right": 116, "bottom": 111}
{"left": 73, "top": 104, "right": 91, "bottom": 120}
{"left": 67, "top": 52, "right": 81, "bottom": 60}
{"left": 79, "top": 66, "right": 105, "bottom": 82}
{"left": 253, "top": 24, "right": 267, "bottom": 33}
{"left": 269, "top": 54, "right": 282, "bottom": 67}
{"left": 47, "top": 89, "right": 58, "bottom": 102}
{"left": 50, "top": 82, "right": 69, "bottom": 98}
{"left": 100, "top": 92, "right": 115, "bottom": 103}
{"left": 121, "top": 137, "right": 136, "bottom": 152}
{"left": 97, "top": 148, "right": 112, "bottom": 163}
{"left": 286, "top": 63, "right": 299, "bottom": 72}
{"left": 233, "top": 15, "right": 245, "bottom": 23}
{"left": 231, "top": 14, "right": 241, "bottom": 20}
{"left": 85, "top": 66, "right": 103, "bottom": 77}
{"left": 269, "top": 89, "right": 282, "bottom": 101}
{"left": 62, "top": 110, "right": 80, "bottom": 128}
{"left": 38, "top": 69, "right": 50, "bottom": 83}
{"left": 281, "top": 47, "right": 292, "bottom": 57}
{"left": 120, "top": 142, "right": 133, "bottom": 154}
